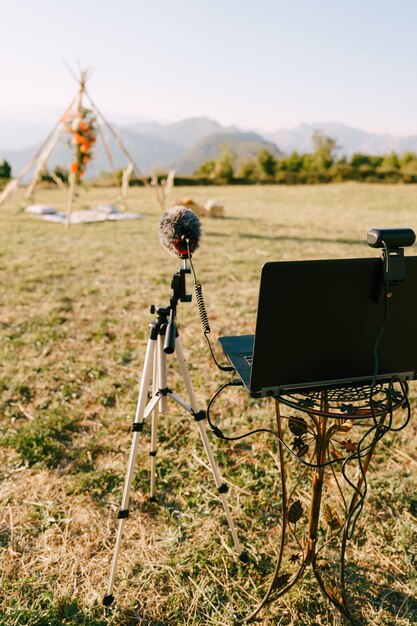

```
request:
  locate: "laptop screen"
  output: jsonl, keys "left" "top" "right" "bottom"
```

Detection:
{"left": 249, "top": 256, "right": 417, "bottom": 395}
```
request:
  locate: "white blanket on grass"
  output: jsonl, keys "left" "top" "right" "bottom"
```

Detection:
{"left": 25, "top": 204, "right": 142, "bottom": 224}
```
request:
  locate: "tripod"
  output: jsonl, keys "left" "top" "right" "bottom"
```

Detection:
{"left": 103, "top": 261, "right": 245, "bottom": 606}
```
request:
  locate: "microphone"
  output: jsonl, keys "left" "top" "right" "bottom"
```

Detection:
{"left": 158, "top": 205, "right": 201, "bottom": 258}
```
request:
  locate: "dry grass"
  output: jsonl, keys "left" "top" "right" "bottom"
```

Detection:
{"left": 0, "top": 183, "right": 417, "bottom": 625}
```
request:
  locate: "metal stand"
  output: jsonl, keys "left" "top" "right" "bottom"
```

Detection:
{"left": 243, "top": 381, "right": 410, "bottom": 625}
{"left": 103, "top": 264, "right": 245, "bottom": 607}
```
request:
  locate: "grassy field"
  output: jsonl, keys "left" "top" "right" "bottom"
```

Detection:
{"left": 1, "top": 183, "right": 417, "bottom": 626}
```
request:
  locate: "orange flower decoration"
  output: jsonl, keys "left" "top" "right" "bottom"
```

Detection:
{"left": 64, "top": 108, "right": 96, "bottom": 181}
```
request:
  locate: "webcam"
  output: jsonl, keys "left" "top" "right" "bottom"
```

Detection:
{"left": 367, "top": 228, "right": 416, "bottom": 250}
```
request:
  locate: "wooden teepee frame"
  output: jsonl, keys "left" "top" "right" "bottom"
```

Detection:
{"left": 0, "top": 65, "right": 171, "bottom": 224}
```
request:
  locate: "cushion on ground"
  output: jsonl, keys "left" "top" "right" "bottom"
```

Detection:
{"left": 25, "top": 204, "right": 57, "bottom": 215}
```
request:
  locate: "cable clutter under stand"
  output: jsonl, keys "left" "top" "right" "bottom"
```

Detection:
{"left": 215, "top": 382, "right": 409, "bottom": 624}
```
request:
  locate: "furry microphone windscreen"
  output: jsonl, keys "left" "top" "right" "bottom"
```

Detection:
{"left": 158, "top": 205, "right": 201, "bottom": 257}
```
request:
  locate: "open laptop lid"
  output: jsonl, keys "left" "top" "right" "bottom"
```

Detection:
{"left": 249, "top": 256, "right": 417, "bottom": 396}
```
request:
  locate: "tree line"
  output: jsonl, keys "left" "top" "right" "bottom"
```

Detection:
{"left": 194, "top": 131, "right": 417, "bottom": 184}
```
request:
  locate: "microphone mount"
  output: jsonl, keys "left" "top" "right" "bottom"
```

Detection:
{"left": 150, "top": 260, "right": 192, "bottom": 355}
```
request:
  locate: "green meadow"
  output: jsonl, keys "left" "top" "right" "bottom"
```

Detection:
{"left": 1, "top": 183, "right": 417, "bottom": 625}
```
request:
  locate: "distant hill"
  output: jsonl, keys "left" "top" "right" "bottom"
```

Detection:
{"left": 265, "top": 122, "right": 417, "bottom": 157}
{"left": 172, "top": 131, "right": 282, "bottom": 175}
{"left": 124, "top": 116, "right": 238, "bottom": 149}
{"left": 1, "top": 125, "right": 184, "bottom": 179}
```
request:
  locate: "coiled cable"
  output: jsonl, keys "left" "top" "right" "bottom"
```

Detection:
{"left": 187, "top": 242, "right": 234, "bottom": 372}
{"left": 195, "top": 282, "right": 210, "bottom": 334}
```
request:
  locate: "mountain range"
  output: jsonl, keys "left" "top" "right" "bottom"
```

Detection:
{"left": 3, "top": 110, "right": 417, "bottom": 178}
{"left": 265, "top": 122, "right": 417, "bottom": 158}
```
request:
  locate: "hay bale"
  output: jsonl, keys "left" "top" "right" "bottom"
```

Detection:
{"left": 177, "top": 197, "right": 207, "bottom": 217}
{"left": 205, "top": 198, "right": 224, "bottom": 217}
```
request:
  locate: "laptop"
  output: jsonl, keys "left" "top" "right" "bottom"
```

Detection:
{"left": 219, "top": 256, "right": 417, "bottom": 397}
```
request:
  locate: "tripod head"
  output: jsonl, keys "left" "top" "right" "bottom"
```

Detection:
{"left": 164, "top": 260, "right": 192, "bottom": 354}
{"left": 171, "top": 261, "right": 192, "bottom": 304}
{"left": 150, "top": 260, "right": 193, "bottom": 355}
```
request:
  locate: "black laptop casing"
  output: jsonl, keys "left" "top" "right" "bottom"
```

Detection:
{"left": 219, "top": 257, "right": 417, "bottom": 397}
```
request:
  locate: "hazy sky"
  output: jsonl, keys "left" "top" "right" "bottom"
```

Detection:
{"left": 2, "top": 0, "right": 417, "bottom": 134}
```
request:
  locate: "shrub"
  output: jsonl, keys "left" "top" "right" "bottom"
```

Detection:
{"left": 0, "top": 159, "right": 11, "bottom": 178}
